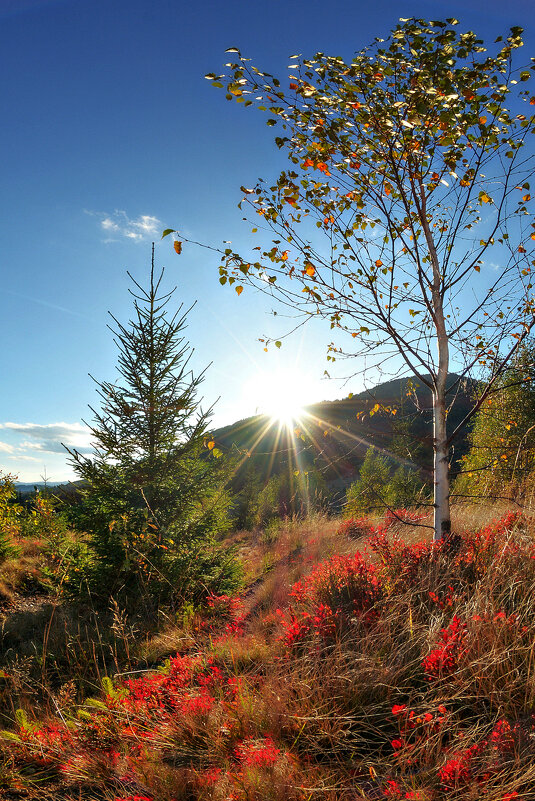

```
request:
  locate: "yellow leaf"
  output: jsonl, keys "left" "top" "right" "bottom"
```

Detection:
{"left": 480, "top": 193, "right": 491, "bottom": 203}
{"left": 173, "top": 240, "right": 182, "bottom": 255}
{"left": 236, "top": 285, "right": 244, "bottom": 295}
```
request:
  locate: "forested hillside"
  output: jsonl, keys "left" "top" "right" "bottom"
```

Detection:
{"left": 214, "top": 375, "right": 476, "bottom": 512}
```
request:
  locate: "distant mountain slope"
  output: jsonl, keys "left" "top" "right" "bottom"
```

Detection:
{"left": 212, "top": 374, "right": 476, "bottom": 493}
{"left": 14, "top": 481, "right": 68, "bottom": 495}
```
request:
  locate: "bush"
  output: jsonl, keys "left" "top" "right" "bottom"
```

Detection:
{"left": 0, "top": 473, "right": 22, "bottom": 562}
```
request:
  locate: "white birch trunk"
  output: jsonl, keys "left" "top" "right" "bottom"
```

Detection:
{"left": 433, "top": 382, "right": 451, "bottom": 541}
{"left": 420, "top": 189, "right": 452, "bottom": 541}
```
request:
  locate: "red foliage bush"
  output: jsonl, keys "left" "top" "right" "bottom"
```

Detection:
{"left": 423, "top": 615, "right": 468, "bottom": 680}
{"left": 278, "top": 550, "right": 383, "bottom": 647}
{"left": 234, "top": 736, "right": 282, "bottom": 767}
{"left": 368, "top": 526, "right": 441, "bottom": 588}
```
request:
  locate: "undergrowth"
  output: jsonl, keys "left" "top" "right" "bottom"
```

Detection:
{"left": 1, "top": 508, "right": 534, "bottom": 800}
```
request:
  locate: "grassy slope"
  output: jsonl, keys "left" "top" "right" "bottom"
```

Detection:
{"left": 1, "top": 504, "right": 534, "bottom": 800}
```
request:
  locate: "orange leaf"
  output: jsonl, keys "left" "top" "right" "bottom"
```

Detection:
{"left": 479, "top": 116, "right": 487, "bottom": 124}
{"left": 523, "top": 194, "right": 531, "bottom": 202}
{"left": 302, "top": 158, "right": 314, "bottom": 168}
{"left": 518, "top": 246, "right": 526, "bottom": 253}
{"left": 207, "top": 440, "right": 215, "bottom": 450}
{"left": 236, "top": 285, "right": 244, "bottom": 295}
{"left": 375, "top": 259, "right": 383, "bottom": 268}
{"left": 173, "top": 241, "right": 182, "bottom": 255}
{"left": 305, "top": 264, "right": 315, "bottom": 277}
{"left": 289, "top": 82, "right": 299, "bottom": 90}
{"left": 530, "top": 97, "right": 535, "bottom": 105}
{"left": 281, "top": 250, "right": 289, "bottom": 261}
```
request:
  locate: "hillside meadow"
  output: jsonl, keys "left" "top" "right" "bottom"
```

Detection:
{"left": 0, "top": 501, "right": 533, "bottom": 800}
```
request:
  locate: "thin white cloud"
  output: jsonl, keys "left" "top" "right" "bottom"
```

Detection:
{"left": 87, "top": 210, "right": 161, "bottom": 242}
{"left": 12, "top": 453, "right": 41, "bottom": 463}
{"left": 0, "top": 441, "right": 14, "bottom": 454}
{"left": 0, "top": 422, "right": 92, "bottom": 455}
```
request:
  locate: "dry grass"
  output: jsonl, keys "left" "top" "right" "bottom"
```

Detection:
{"left": 2, "top": 506, "right": 535, "bottom": 800}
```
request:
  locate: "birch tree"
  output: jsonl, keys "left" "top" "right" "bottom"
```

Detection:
{"left": 169, "top": 18, "right": 535, "bottom": 539}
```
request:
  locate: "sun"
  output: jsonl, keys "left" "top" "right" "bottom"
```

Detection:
{"left": 262, "top": 391, "right": 305, "bottom": 427}
{"left": 243, "top": 368, "right": 314, "bottom": 427}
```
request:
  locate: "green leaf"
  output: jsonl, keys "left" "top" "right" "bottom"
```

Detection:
{"left": 161, "top": 229, "right": 175, "bottom": 238}
{"left": 0, "top": 730, "right": 21, "bottom": 742}
{"left": 275, "top": 340, "right": 282, "bottom": 348}
{"left": 15, "top": 709, "right": 29, "bottom": 730}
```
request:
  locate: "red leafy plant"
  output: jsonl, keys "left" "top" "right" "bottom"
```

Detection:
{"left": 423, "top": 615, "right": 468, "bottom": 680}
{"left": 278, "top": 550, "right": 383, "bottom": 647}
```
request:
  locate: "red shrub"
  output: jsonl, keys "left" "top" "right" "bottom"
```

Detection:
{"left": 278, "top": 550, "right": 383, "bottom": 647}
{"left": 423, "top": 615, "right": 467, "bottom": 680}
{"left": 235, "top": 736, "right": 282, "bottom": 767}
{"left": 438, "top": 744, "right": 479, "bottom": 790}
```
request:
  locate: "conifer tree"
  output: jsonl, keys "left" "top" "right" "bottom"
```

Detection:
{"left": 456, "top": 343, "right": 535, "bottom": 496}
{"left": 346, "top": 448, "right": 390, "bottom": 515}
{"left": 67, "top": 247, "right": 238, "bottom": 605}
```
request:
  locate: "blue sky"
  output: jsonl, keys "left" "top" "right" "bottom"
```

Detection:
{"left": 1, "top": 0, "right": 534, "bottom": 481}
